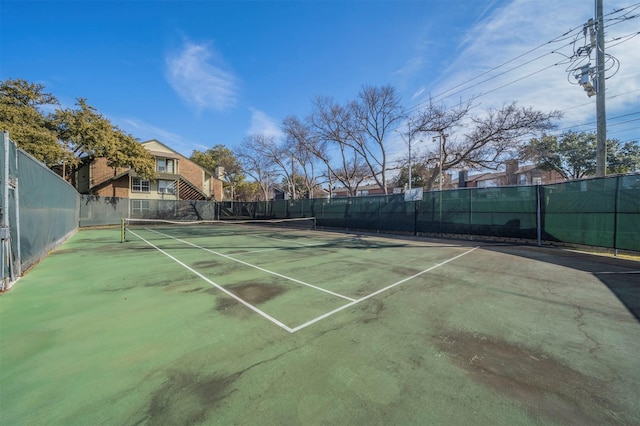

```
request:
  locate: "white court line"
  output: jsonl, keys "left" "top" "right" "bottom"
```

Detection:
{"left": 232, "top": 247, "right": 291, "bottom": 255}
{"left": 236, "top": 233, "right": 443, "bottom": 256}
{"left": 128, "top": 229, "right": 295, "bottom": 333}
{"left": 241, "top": 232, "right": 446, "bottom": 256}
{"left": 131, "top": 228, "right": 478, "bottom": 333}
{"left": 289, "top": 246, "right": 479, "bottom": 333}
{"left": 145, "top": 228, "right": 356, "bottom": 302}
{"left": 235, "top": 241, "right": 329, "bottom": 255}
{"left": 262, "top": 236, "right": 326, "bottom": 247}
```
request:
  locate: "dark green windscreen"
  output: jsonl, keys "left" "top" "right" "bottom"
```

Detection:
{"left": 77, "top": 174, "right": 639, "bottom": 252}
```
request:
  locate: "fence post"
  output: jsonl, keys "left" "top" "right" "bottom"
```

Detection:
{"left": 536, "top": 184, "right": 542, "bottom": 246}
{"left": 613, "top": 175, "right": 620, "bottom": 256}
{"left": 468, "top": 189, "right": 473, "bottom": 239}
{"left": 2, "top": 131, "right": 9, "bottom": 232}
{"left": 413, "top": 200, "right": 417, "bottom": 236}
{"left": 1, "top": 131, "right": 16, "bottom": 287}
{"left": 1, "top": 131, "right": 9, "bottom": 289}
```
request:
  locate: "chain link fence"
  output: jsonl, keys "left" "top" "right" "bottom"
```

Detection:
{"left": 78, "top": 173, "right": 639, "bottom": 252}
{"left": 1, "top": 133, "right": 80, "bottom": 288}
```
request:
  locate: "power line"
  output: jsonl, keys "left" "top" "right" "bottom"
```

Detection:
{"left": 495, "top": 112, "right": 639, "bottom": 148}
{"left": 473, "top": 61, "right": 571, "bottom": 100}
{"left": 604, "top": 2, "right": 640, "bottom": 22}
{"left": 405, "top": 3, "right": 640, "bottom": 115}
{"left": 554, "top": 111, "right": 639, "bottom": 132}
{"left": 396, "top": 3, "right": 640, "bottom": 161}
{"left": 405, "top": 26, "right": 586, "bottom": 114}
{"left": 559, "top": 87, "right": 640, "bottom": 113}
{"left": 606, "top": 31, "right": 640, "bottom": 49}
{"left": 441, "top": 50, "right": 573, "bottom": 105}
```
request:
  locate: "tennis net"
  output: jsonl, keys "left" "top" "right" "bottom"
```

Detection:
{"left": 121, "top": 217, "right": 317, "bottom": 242}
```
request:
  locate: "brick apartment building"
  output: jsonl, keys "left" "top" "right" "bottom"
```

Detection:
{"left": 73, "top": 139, "right": 224, "bottom": 201}
{"left": 461, "top": 160, "right": 565, "bottom": 188}
{"left": 330, "top": 160, "right": 565, "bottom": 198}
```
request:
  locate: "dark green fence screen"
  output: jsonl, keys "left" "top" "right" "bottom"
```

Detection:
{"left": 1, "top": 134, "right": 80, "bottom": 283}
{"left": 255, "top": 175, "right": 638, "bottom": 252}
{"left": 78, "top": 173, "right": 639, "bottom": 252}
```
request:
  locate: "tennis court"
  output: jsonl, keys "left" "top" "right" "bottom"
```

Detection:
{"left": 1, "top": 223, "right": 639, "bottom": 425}
{"left": 123, "top": 219, "right": 480, "bottom": 332}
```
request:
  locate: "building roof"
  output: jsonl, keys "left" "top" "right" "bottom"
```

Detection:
{"left": 145, "top": 149, "right": 181, "bottom": 160}
{"left": 467, "top": 164, "right": 542, "bottom": 182}
{"left": 141, "top": 139, "right": 185, "bottom": 158}
{"left": 141, "top": 139, "right": 224, "bottom": 181}
{"left": 332, "top": 184, "right": 400, "bottom": 192}
{"left": 466, "top": 172, "right": 495, "bottom": 182}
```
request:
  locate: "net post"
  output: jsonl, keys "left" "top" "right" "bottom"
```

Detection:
{"left": 120, "top": 217, "right": 125, "bottom": 243}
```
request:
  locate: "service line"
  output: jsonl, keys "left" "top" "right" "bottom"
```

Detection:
{"left": 132, "top": 228, "right": 478, "bottom": 334}
{"left": 288, "top": 245, "right": 480, "bottom": 333}
{"left": 128, "top": 229, "right": 295, "bottom": 333}
{"left": 145, "top": 228, "right": 356, "bottom": 302}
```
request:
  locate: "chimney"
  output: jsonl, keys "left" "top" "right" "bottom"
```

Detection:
{"left": 505, "top": 160, "right": 518, "bottom": 186}
{"left": 458, "top": 170, "right": 468, "bottom": 188}
{"left": 214, "top": 166, "right": 225, "bottom": 180}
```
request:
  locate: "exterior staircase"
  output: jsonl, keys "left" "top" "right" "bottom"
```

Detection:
{"left": 178, "top": 177, "right": 207, "bottom": 200}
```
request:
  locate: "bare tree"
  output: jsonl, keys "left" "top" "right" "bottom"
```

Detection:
{"left": 236, "top": 134, "right": 278, "bottom": 201}
{"left": 349, "top": 85, "right": 403, "bottom": 193}
{"left": 332, "top": 157, "right": 370, "bottom": 195}
{"left": 283, "top": 115, "right": 338, "bottom": 197}
{"left": 307, "top": 96, "right": 371, "bottom": 196}
{"left": 281, "top": 115, "right": 323, "bottom": 198}
{"left": 237, "top": 133, "right": 301, "bottom": 200}
{"left": 410, "top": 100, "right": 562, "bottom": 190}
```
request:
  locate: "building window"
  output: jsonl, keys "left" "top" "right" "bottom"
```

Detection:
{"left": 532, "top": 177, "right": 542, "bottom": 185}
{"left": 158, "top": 179, "right": 176, "bottom": 194}
{"left": 477, "top": 180, "right": 497, "bottom": 188}
{"left": 157, "top": 158, "right": 175, "bottom": 173}
{"left": 132, "top": 177, "right": 150, "bottom": 192}
{"left": 131, "top": 200, "right": 150, "bottom": 214}
{"left": 518, "top": 174, "right": 528, "bottom": 185}
{"left": 158, "top": 200, "right": 175, "bottom": 213}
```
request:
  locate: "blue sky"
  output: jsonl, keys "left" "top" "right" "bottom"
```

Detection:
{"left": 1, "top": 0, "right": 639, "bottom": 162}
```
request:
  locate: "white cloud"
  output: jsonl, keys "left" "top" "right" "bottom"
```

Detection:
{"left": 393, "top": 54, "right": 427, "bottom": 80}
{"left": 418, "top": 0, "right": 640, "bottom": 140}
{"left": 412, "top": 86, "right": 426, "bottom": 100}
{"left": 165, "top": 40, "right": 239, "bottom": 111}
{"left": 119, "top": 117, "right": 204, "bottom": 156}
{"left": 247, "top": 108, "right": 283, "bottom": 140}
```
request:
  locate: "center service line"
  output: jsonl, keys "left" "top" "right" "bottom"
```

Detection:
{"left": 147, "top": 228, "right": 356, "bottom": 302}
{"left": 128, "top": 229, "right": 294, "bottom": 333}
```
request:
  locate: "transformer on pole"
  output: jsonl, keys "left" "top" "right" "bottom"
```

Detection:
{"left": 570, "top": 1, "right": 607, "bottom": 177}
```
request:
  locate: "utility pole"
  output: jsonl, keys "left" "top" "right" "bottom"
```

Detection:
{"left": 291, "top": 154, "right": 295, "bottom": 200}
{"left": 408, "top": 132, "right": 413, "bottom": 191}
{"left": 595, "top": 0, "right": 607, "bottom": 177}
{"left": 432, "top": 135, "right": 444, "bottom": 191}
{"left": 394, "top": 125, "right": 419, "bottom": 192}
{"left": 572, "top": 1, "right": 608, "bottom": 176}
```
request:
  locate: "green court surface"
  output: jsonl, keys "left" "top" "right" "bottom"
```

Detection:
{"left": 1, "top": 225, "right": 639, "bottom": 425}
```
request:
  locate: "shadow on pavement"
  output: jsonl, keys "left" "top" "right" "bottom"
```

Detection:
{"left": 479, "top": 244, "right": 640, "bottom": 321}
